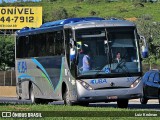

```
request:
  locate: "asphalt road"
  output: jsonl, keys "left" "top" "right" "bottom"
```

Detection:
{"left": 0, "top": 97, "right": 159, "bottom": 110}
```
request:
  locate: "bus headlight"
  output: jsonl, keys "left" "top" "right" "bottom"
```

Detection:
{"left": 78, "top": 80, "right": 93, "bottom": 90}
{"left": 130, "top": 79, "right": 141, "bottom": 88}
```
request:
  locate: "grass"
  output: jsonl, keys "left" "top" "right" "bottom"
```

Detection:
{"left": 0, "top": 103, "right": 160, "bottom": 120}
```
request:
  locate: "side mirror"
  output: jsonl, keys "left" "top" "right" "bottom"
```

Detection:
{"left": 141, "top": 45, "right": 148, "bottom": 58}
{"left": 140, "top": 36, "right": 148, "bottom": 58}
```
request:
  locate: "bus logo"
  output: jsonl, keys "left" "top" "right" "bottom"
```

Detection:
{"left": 90, "top": 79, "right": 107, "bottom": 84}
{"left": 17, "top": 61, "right": 27, "bottom": 73}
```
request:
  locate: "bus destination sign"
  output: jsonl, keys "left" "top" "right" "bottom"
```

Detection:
{"left": 0, "top": 7, "right": 42, "bottom": 29}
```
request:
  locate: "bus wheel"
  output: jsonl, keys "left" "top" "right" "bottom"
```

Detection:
{"left": 63, "top": 90, "right": 74, "bottom": 106}
{"left": 30, "top": 85, "right": 38, "bottom": 104}
{"left": 117, "top": 99, "right": 128, "bottom": 108}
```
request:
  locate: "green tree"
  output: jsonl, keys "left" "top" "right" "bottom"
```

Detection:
{"left": 0, "top": 35, "right": 15, "bottom": 71}
{"left": 51, "top": 7, "right": 68, "bottom": 21}
{"left": 136, "top": 14, "right": 160, "bottom": 68}
{"left": 1, "top": 0, "right": 6, "bottom": 3}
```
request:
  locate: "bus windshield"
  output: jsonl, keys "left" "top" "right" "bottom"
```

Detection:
{"left": 75, "top": 27, "right": 141, "bottom": 77}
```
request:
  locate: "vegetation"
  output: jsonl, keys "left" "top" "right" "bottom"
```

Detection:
{"left": 136, "top": 15, "right": 160, "bottom": 69}
{"left": 0, "top": 0, "right": 160, "bottom": 22}
{"left": 0, "top": 35, "right": 15, "bottom": 70}
{"left": 0, "top": 104, "right": 159, "bottom": 120}
{"left": 0, "top": 0, "right": 160, "bottom": 69}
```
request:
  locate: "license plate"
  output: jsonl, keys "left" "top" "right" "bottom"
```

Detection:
{"left": 107, "top": 96, "right": 117, "bottom": 99}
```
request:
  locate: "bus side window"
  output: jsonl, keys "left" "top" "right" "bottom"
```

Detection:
{"left": 46, "top": 32, "right": 54, "bottom": 56}
{"left": 16, "top": 36, "right": 23, "bottom": 58}
{"left": 16, "top": 30, "right": 65, "bottom": 58}
{"left": 55, "top": 31, "right": 64, "bottom": 55}
{"left": 28, "top": 35, "right": 36, "bottom": 57}
{"left": 18, "top": 36, "right": 30, "bottom": 58}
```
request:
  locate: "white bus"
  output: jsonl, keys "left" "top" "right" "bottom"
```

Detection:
{"left": 15, "top": 17, "right": 148, "bottom": 108}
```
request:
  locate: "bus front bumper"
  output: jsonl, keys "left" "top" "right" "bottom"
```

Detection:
{"left": 76, "top": 81, "right": 142, "bottom": 102}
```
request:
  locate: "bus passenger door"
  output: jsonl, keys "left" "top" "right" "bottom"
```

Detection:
{"left": 63, "top": 28, "right": 78, "bottom": 103}
{"left": 64, "top": 29, "right": 76, "bottom": 78}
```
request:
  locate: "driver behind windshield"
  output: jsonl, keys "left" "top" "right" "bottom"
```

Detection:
{"left": 114, "top": 52, "right": 122, "bottom": 63}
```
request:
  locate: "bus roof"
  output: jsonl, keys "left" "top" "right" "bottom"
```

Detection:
{"left": 40, "top": 17, "right": 105, "bottom": 28}
{"left": 64, "top": 19, "right": 135, "bottom": 29}
{"left": 16, "top": 17, "right": 135, "bottom": 37}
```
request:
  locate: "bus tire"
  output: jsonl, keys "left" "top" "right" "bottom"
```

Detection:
{"left": 117, "top": 99, "right": 128, "bottom": 108}
{"left": 30, "top": 84, "right": 39, "bottom": 104}
{"left": 63, "top": 90, "right": 75, "bottom": 106}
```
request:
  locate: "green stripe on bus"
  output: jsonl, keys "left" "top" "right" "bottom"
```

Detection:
{"left": 41, "top": 72, "right": 54, "bottom": 90}
{"left": 55, "top": 57, "right": 64, "bottom": 92}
